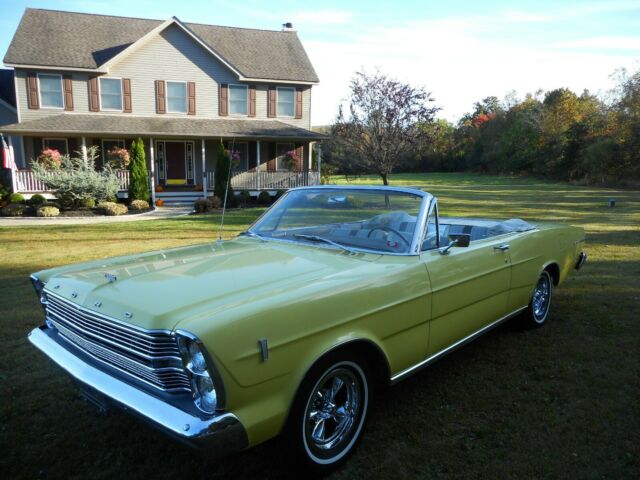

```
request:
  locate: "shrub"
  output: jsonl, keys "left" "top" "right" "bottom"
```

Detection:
{"left": 36, "top": 205, "right": 60, "bottom": 217}
{"left": 28, "top": 194, "right": 46, "bottom": 207}
{"left": 78, "top": 197, "right": 96, "bottom": 209}
{"left": 106, "top": 147, "right": 130, "bottom": 169}
{"left": 101, "top": 202, "right": 128, "bottom": 216}
{"left": 210, "top": 196, "right": 222, "bottom": 209}
{"left": 129, "top": 199, "right": 150, "bottom": 210}
{"left": 194, "top": 198, "right": 213, "bottom": 213}
{"left": 237, "top": 190, "right": 251, "bottom": 207}
{"left": 275, "top": 189, "right": 286, "bottom": 199}
{"left": 9, "top": 193, "right": 25, "bottom": 204}
{"left": 258, "top": 191, "right": 271, "bottom": 204}
{"left": 31, "top": 146, "right": 120, "bottom": 205}
{"left": 214, "top": 140, "right": 234, "bottom": 200}
{"left": 42, "top": 201, "right": 60, "bottom": 208}
{"left": 0, "top": 183, "right": 10, "bottom": 201}
{"left": 1, "top": 203, "right": 27, "bottom": 216}
{"left": 36, "top": 148, "right": 63, "bottom": 169}
{"left": 128, "top": 138, "right": 149, "bottom": 202}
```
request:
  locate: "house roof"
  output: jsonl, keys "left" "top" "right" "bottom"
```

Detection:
{"left": 0, "top": 114, "right": 326, "bottom": 140}
{"left": 4, "top": 9, "right": 319, "bottom": 83}
{"left": 0, "top": 69, "right": 16, "bottom": 109}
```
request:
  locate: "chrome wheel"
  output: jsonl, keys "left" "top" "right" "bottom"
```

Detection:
{"left": 301, "top": 361, "right": 368, "bottom": 465}
{"left": 532, "top": 272, "right": 551, "bottom": 323}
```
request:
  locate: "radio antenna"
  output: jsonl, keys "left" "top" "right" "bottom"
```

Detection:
{"left": 218, "top": 137, "right": 236, "bottom": 241}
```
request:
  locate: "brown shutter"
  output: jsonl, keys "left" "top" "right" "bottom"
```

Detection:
{"left": 88, "top": 77, "right": 99, "bottom": 111}
{"left": 155, "top": 80, "right": 166, "bottom": 114}
{"left": 122, "top": 78, "right": 132, "bottom": 113}
{"left": 187, "top": 81, "right": 196, "bottom": 115}
{"left": 63, "top": 75, "right": 73, "bottom": 111}
{"left": 27, "top": 73, "right": 39, "bottom": 109}
{"left": 295, "top": 87, "right": 303, "bottom": 119}
{"left": 267, "top": 86, "right": 276, "bottom": 117}
{"left": 248, "top": 85, "right": 256, "bottom": 117}
{"left": 219, "top": 83, "right": 228, "bottom": 116}
{"left": 295, "top": 144, "right": 304, "bottom": 171}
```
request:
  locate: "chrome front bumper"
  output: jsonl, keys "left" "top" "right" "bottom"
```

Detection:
{"left": 28, "top": 326, "right": 248, "bottom": 455}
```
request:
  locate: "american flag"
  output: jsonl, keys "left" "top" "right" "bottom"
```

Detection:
{"left": 2, "top": 135, "right": 16, "bottom": 170}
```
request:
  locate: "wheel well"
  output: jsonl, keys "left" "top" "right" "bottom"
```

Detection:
{"left": 545, "top": 263, "right": 560, "bottom": 285}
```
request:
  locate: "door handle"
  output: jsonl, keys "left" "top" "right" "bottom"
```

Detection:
{"left": 494, "top": 244, "right": 510, "bottom": 251}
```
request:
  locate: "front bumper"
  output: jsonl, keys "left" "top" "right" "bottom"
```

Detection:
{"left": 28, "top": 326, "right": 248, "bottom": 455}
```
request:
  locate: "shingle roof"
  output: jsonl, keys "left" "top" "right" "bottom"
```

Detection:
{"left": 4, "top": 8, "right": 319, "bottom": 83}
{"left": 0, "top": 114, "right": 326, "bottom": 140}
{"left": 0, "top": 69, "right": 16, "bottom": 108}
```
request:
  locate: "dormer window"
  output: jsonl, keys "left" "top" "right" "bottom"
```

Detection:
{"left": 229, "top": 85, "right": 248, "bottom": 115}
{"left": 99, "top": 78, "right": 123, "bottom": 111}
{"left": 166, "top": 81, "right": 187, "bottom": 113}
{"left": 277, "top": 87, "right": 295, "bottom": 117}
{"left": 38, "top": 74, "right": 64, "bottom": 109}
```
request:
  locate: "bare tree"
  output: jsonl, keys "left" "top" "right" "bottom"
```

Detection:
{"left": 333, "top": 71, "right": 440, "bottom": 185}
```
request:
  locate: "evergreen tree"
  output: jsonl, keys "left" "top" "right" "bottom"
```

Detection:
{"left": 214, "top": 139, "right": 233, "bottom": 200}
{"left": 128, "top": 138, "right": 149, "bottom": 202}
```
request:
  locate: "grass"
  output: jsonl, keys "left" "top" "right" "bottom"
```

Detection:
{"left": 1, "top": 173, "right": 638, "bottom": 479}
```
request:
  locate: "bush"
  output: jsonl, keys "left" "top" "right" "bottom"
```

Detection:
{"left": 237, "top": 190, "right": 251, "bottom": 207}
{"left": 275, "top": 189, "right": 286, "bottom": 199}
{"left": 214, "top": 140, "right": 234, "bottom": 200}
{"left": 42, "top": 201, "right": 60, "bottom": 208}
{"left": 28, "top": 194, "right": 46, "bottom": 207}
{"left": 1, "top": 203, "right": 27, "bottom": 216}
{"left": 31, "top": 146, "right": 120, "bottom": 205}
{"left": 257, "top": 191, "right": 272, "bottom": 204}
{"left": 78, "top": 197, "right": 95, "bottom": 209}
{"left": 36, "top": 205, "right": 60, "bottom": 217}
{"left": 194, "top": 198, "right": 213, "bottom": 213}
{"left": 102, "top": 202, "right": 128, "bottom": 216}
{"left": 9, "top": 193, "right": 25, "bottom": 204}
{"left": 128, "top": 138, "right": 149, "bottom": 202}
{"left": 210, "top": 196, "right": 222, "bottom": 209}
{"left": 129, "top": 199, "right": 150, "bottom": 210}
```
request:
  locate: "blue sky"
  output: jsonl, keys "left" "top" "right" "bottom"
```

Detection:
{"left": 1, "top": 0, "right": 639, "bottom": 125}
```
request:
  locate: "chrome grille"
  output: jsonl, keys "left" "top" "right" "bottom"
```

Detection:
{"left": 45, "top": 293, "right": 190, "bottom": 393}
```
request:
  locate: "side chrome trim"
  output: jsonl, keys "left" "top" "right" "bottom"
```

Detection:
{"left": 389, "top": 305, "right": 528, "bottom": 384}
{"left": 28, "top": 326, "right": 248, "bottom": 454}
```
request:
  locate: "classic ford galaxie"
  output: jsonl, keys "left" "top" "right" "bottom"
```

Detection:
{"left": 28, "top": 186, "right": 587, "bottom": 471}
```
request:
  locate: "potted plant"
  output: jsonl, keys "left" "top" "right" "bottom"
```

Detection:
{"left": 106, "top": 147, "right": 131, "bottom": 170}
{"left": 281, "top": 149, "right": 300, "bottom": 171}
{"left": 36, "top": 148, "right": 63, "bottom": 170}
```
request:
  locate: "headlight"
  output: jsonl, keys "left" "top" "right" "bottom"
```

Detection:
{"left": 30, "top": 275, "right": 53, "bottom": 327}
{"left": 175, "top": 331, "right": 224, "bottom": 415}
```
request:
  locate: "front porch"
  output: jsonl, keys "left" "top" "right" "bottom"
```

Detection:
{"left": 2, "top": 114, "right": 325, "bottom": 202}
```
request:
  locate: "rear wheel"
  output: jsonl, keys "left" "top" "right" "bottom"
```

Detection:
{"left": 520, "top": 270, "right": 553, "bottom": 328}
{"left": 285, "top": 354, "right": 370, "bottom": 473}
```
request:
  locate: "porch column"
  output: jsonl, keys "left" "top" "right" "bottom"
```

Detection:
{"left": 7, "top": 136, "right": 17, "bottom": 193}
{"left": 256, "top": 140, "right": 261, "bottom": 190}
{"left": 149, "top": 138, "right": 156, "bottom": 205}
{"left": 317, "top": 142, "right": 322, "bottom": 185}
{"left": 308, "top": 141, "right": 313, "bottom": 171}
{"left": 201, "top": 139, "right": 206, "bottom": 199}
{"left": 81, "top": 136, "right": 87, "bottom": 164}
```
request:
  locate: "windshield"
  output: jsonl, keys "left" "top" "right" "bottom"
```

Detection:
{"left": 248, "top": 188, "right": 425, "bottom": 254}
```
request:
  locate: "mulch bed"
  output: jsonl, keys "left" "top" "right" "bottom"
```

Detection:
{"left": 16, "top": 207, "right": 155, "bottom": 217}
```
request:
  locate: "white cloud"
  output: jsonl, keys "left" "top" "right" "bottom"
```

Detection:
{"left": 552, "top": 36, "right": 640, "bottom": 51}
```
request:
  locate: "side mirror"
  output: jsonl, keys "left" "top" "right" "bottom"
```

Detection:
{"left": 439, "top": 234, "right": 471, "bottom": 255}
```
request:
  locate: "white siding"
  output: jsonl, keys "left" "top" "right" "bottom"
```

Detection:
{"left": 14, "top": 23, "right": 313, "bottom": 128}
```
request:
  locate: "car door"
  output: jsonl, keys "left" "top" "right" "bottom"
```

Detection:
{"left": 421, "top": 217, "right": 512, "bottom": 355}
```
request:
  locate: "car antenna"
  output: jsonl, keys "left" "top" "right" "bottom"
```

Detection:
{"left": 218, "top": 137, "right": 236, "bottom": 241}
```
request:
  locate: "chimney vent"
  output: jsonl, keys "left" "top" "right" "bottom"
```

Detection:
{"left": 282, "top": 22, "right": 295, "bottom": 32}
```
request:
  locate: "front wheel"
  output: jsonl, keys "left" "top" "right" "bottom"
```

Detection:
{"left": 520, "top": 270, "right": 553, "bottom": 328}
{"left": 286, "top": 355, "right": 371, "bottom": 472}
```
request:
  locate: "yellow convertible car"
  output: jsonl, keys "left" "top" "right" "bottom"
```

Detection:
{"left": 28, "top": 186, "right": 586, "bottom": 471}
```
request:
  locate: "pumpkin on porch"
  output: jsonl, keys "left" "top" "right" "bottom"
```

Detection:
{"left": 195, "top": 184, "right": 203, "bottom": 191}
{"left": 155, "top": 199, "right": 165, "bottom": 207}
{"left": 155, "top": 185, "right": 164, "bottom": 192}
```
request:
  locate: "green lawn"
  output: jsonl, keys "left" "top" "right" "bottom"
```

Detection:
{"left": 1, "top": 173, "right": 638, "bottom": 479}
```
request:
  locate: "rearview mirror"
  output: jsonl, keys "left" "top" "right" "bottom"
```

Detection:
{"left": 439, "top": 234, "right": 471, "bottom": 255}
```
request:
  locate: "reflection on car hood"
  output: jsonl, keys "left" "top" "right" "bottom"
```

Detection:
{"left": 39, "top": 238, "right": 379, "bottom": 331}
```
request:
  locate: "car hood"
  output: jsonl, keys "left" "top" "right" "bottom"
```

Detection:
{"left": 38, "top": 238, "right": 380, "bottom": 331}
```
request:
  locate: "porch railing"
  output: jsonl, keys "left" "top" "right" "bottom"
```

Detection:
{"left": 205, "top": 170, "right": 320, "bottom": 191}
{"left": 13, "top": 169, "right": 130, "bottom": 193}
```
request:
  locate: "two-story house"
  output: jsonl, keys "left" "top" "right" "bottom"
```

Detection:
{"left": 1, "top": 8, "right": 323, "bottom": 203}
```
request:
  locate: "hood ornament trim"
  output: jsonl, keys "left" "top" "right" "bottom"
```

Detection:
{"left": 104, "top": 273, "right": 117, "bottom": 283}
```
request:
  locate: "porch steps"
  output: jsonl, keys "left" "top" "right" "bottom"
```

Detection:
{"left": 156, "top": 191, "right": 206, "bottom": 206}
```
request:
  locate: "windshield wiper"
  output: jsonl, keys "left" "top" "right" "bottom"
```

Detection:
{"left": 293, "top": 234, "right": 355, "bottom": 253}
{"left": 240, "top": 231, "right": 268, "bottom": 242}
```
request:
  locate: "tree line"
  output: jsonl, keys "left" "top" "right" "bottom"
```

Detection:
{"left": 325, "top": 67, "right": 640, "bottom": 186}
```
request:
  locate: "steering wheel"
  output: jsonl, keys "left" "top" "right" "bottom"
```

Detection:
{"left": 367, "top": 226, "right": 410, "bottom": 246}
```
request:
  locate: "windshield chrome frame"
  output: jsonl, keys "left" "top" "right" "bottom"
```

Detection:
{"left": 244, "top": 185, "right": 434, "bottom": 256}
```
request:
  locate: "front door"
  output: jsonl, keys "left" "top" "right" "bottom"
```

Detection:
{"left": 165, "top": 141, "right": 186, "bottom": 185}
{"left": 422, "top": 237, "right": 512, "bottom": 355}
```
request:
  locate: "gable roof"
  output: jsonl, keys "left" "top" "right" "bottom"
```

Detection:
{"left": 3, "top": 8, "right": 319, "bottom": 83}
{"left": 0, "top": 69, "right": 16, "bottom": 109}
